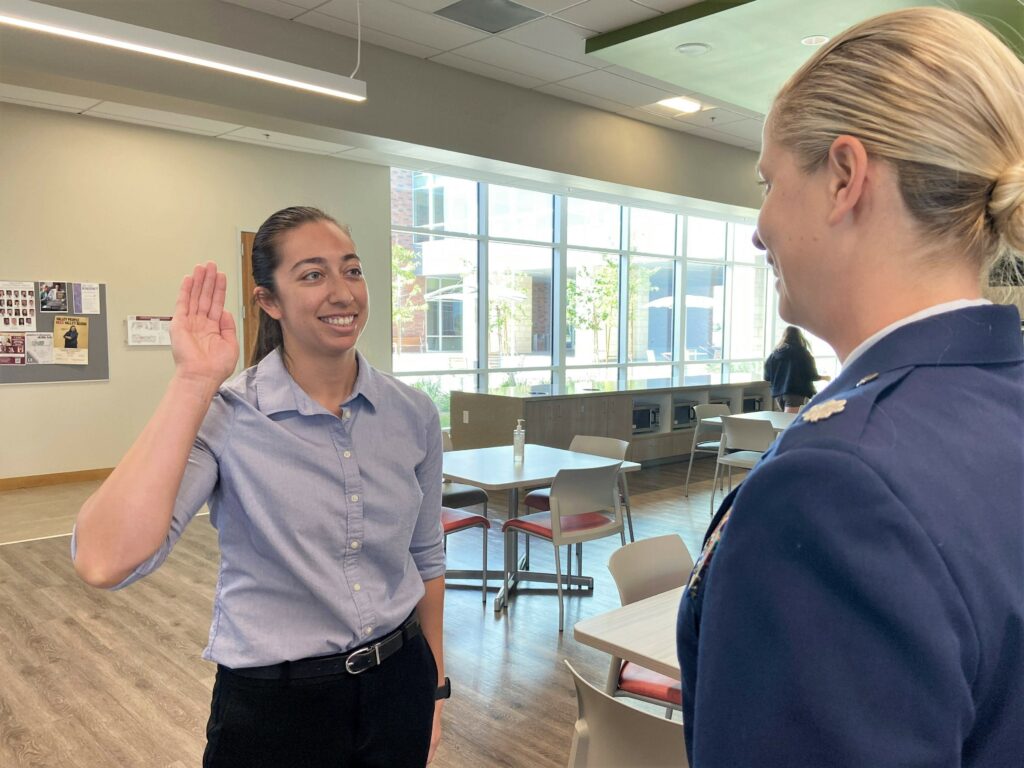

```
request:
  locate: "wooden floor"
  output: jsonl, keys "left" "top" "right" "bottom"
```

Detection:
{"left": 0, "top": 458, "right": 734, "bottom": 767}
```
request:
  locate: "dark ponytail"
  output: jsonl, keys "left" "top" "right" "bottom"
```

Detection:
{"left": 250, "top": 206, "right": 342, "bottom": 365}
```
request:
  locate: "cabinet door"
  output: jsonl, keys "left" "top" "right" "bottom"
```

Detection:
{"left": 524, "top": 400, "right": 569, "bottom": 448}
{"left": 570, "top": 396, "right": 610, "bottom": 440}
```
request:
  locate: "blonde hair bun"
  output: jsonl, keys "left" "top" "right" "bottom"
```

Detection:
{"left": 990, "top": 162, "right": 1024, "bottom": 255}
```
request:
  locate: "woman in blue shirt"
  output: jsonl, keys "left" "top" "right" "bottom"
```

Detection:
{"left": 678, "top": 8, "right": 1024, "bottom": 767}
{"left": 73, "top": 207, "right": 447, "bottom": 767}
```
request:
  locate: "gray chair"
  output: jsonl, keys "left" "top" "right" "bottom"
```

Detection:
{"left": 684, "top": 404, "right": 731, "bottom": 497}
{"left": 523, "top": 435, "right": 634, "bottom": 541}
{"left": 441, "top": 431, "right": 488, "bottom": 514}
{"left": 566, "top": 661, "right": 688, "bottom": 768}
{"left": 605, "top": 534, "right": 693, "bottom": 717}
{"left": 709, "top": 415, "right": 776, "bottom": 514}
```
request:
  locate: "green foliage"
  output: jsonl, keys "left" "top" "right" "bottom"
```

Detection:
{"left": 566, "top": 255, "right": 619, "bottom": 361}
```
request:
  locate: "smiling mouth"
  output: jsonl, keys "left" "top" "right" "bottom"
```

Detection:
{"left": 321, "top": 315, "right": 356, "bottom": 327}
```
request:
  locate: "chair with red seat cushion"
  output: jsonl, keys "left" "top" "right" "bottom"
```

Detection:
{"left": 441, "top": 506, "right": 491, "bottom": 603}
{"left": 502, "top": 463, "right": 625, "bottom": 631}
{"left": 523, "top": 435, "right": 634, "bottom": 541}
{"left": 605, "top": 534, "right": 694, "bottom": 717}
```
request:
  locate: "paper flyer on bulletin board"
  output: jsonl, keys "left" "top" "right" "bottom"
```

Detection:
{"left": 53, "top": 316, "right": 89, "bottom": 365}
{"left": 1, "top": 280, "right": 37, "bottom": 332}
{"left": 127, "top": 315, "right": 172, "bottom": 346}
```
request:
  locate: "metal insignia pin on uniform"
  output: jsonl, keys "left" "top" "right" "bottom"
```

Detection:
{"left": 802, "top": 398, "right": 847, "bottom": 423}
{"left": 856, "top": 372, "right": 879, "bottom": 387}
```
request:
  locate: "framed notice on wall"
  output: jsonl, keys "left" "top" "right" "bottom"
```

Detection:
{"left": 127, "top": 315, "right": 172, "bottom": 346}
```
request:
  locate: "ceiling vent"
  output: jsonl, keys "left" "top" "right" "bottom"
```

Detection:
{"left": 435, "top": 0, "right": 542, "bottom": 34}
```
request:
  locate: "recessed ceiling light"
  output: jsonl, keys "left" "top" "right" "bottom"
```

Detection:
{"left": 801, "top": 35, "right": 829, "bottom": 46}
{"left": 675, "top": 42, "right": 711, "bottom": 56}
{"left": 656, "top": 96, "right": 702, "bottom": 114}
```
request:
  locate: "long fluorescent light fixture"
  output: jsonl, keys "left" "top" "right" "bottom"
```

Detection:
{"left": 0, "top": 0, "right": 367, "bottom": 102}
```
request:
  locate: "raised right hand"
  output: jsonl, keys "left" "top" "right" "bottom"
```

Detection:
{"left": 170, "top": 262, "right": 239, "bottom": 388}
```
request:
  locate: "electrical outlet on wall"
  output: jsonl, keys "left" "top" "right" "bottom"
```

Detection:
{"left": 463, "top": 411, "right": 469, "bottom": 424}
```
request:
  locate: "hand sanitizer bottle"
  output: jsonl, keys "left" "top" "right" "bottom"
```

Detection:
{"left": 513, "top": 419, "right": 525, "bottom": 463}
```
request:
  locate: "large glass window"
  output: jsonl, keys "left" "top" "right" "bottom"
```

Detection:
{"left": 566, "top": 250, "right": 619, "bottom": 366}
{"left": 627, "top": 256, "right": 674, "bottom": 363}
{"left": 489, "top": 185, "right": 553, "bottom": 242}
{"left": 390, "top": 168, "right": 831, "bottom": 404}
{"left": 684, "top": 263, "right": 725, "bottom": 361}
{"left": 488, "top": 243, "right": 552, "bottom": 369}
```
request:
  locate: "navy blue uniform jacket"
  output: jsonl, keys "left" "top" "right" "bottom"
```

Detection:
{"left": 678, "top": 305, "right": 1024, "bottom": 767}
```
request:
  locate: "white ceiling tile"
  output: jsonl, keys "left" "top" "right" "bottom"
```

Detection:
{"left": 621, "top": 107, "right": 686, "bottom": 131}
{"left": 390, "top": 0, "right": 456, "bottom": 12}
{"left": 631, "top": 0, "right": 703, "bottom": 12}
{"left": 451, "top": 37, "right": 593, "bottom": 82}
{"left": 554, "top": 69, "right": 674, "bottom": 107}
{"left": 218, "top": 0, "right": 308, "bottom": 20}
{"left": 668, "top": 106, "right": 747, "bottom": 128}
{"left": 499, "top": 17, "right": 606, "bottom": 69}
{"left": 0, "top": 83, "right": 101, "bottom": 113}
{"left": 712, "top": 118, "right": 765, "bottom": 143}
{"left": 220, "top": 127, "right": 352, "bottom": 154}
{"left": 316, "top": 0, "right": 489, "bottom": 50}
{"left": 278, "top": 0, "right": 331, "bottom": 8}
{"left": 535, "top": 82, "right": 628, "bottom": 112}
{"left": 332, "top": 147, "right": 442, "bottom": 170}
{"left": 555, "top": 0, "right": 659, "bottom": 33}
{"left": 431, "top": 52, "right": 548, "bottom": 89}
{"left": 602, "top": 65, "right": 690, "bottom": 93}
{"left": 298, "top": 12, "right": 445, "bottom": 58}
{"left": 83, "top": 102, "right": 243, "bottom": 135}
{"left": 520, "top": 0, "right": 587, "bottom": 12}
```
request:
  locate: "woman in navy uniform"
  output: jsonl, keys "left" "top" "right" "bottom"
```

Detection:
{"left": 678, "top": 8, "right": 1024, "bottom": 767}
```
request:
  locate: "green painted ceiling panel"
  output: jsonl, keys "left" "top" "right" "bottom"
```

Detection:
{"left": 589, "top": 0, "right": 1023, "bottom": 115}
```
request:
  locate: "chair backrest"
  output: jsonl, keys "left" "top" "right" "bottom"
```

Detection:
{"left": 549, "top": 463, "right": 622, "bottom": 519}
{"left": 607, "top": 534, "right": 694, "bottom": 606}
{"left": 694, "top": 403, "right": 731, "bottom": 422}
{"left": 569, "top": 434, "right": 629, "bottom": 461}
{"left": 721, "top": 415, "right": 776, "bottom": 453}
{"left": 566, "top": 661, "right": 688, "bottom": 768}
{"left": 442, "top": 431, "right": 454, "bottom": 452}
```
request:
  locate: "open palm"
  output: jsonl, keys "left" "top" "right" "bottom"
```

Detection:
{"left": 170, "top": 262, "right": 239, "bottom": 387}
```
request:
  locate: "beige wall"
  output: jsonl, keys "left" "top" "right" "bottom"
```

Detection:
{"left": 0, "top": 103, "right": 390, "bottom": 478}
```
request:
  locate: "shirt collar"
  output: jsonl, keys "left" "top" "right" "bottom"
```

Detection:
{"left": 254, "top": 348, "right": 379, "bottom": 416}
{"left": 842, "top": 299, "right": 991, "bottom": 369}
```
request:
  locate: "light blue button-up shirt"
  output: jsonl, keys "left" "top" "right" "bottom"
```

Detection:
{"left": 88, "top": 349, "right": 444, "bottom": 668}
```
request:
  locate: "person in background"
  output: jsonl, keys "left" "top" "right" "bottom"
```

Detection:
{"left": 73, "top": 206, "right": 447, "bottom": 767}
{"left": 678, "top": 8, "right": 1024, "bottom": 767}
{"left": 763, "top": 325, "right": 829, "bottom": 412}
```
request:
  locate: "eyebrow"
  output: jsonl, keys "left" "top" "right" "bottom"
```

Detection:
{"left": 289, "top": 254, "right": 361, "bottom": 273}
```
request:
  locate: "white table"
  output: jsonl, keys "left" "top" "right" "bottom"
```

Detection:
{"left": 443, "top": 444, "right": 641, "bottom": 612}
{"left": 703, "top": 409, "right": 796, "bottom": 432}
{"left": 573, "top": 586, "right": 683, "bottom": 680}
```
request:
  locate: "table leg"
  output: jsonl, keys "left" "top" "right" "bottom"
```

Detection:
{"left": 493, "top": 487, "right": 520, "bottom": 613}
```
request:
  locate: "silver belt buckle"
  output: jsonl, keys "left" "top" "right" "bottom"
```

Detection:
{"left": 344, "top": 643, "right": 380, "bottom": 674}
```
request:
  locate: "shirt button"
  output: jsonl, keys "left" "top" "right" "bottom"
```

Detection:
{"left": 343, "top": 409, "right": 351, "bottom": 419}
{"left": 350, "top": 494, "right": 359, "bottom": 502}
{"left": 343, "top": 451, "right": 352, "bottom": 458}
{"left": 364, "top": 626, "right": 372, "bottom": 636}
{"left": 353, "top": 583, "right": 361, "bottom": 592}
{"left": 351, "top": 541, "right": 360, "bottom": 550}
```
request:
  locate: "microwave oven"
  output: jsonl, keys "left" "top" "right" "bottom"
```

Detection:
{"left": 632, "top": 402, "right": 660, "bottom": 433}
{"left": 672, "top": 400, "right": 698, "bottom": 429}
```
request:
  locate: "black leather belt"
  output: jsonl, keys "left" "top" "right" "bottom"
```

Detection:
{"left": 227, "top": 614, "right": 422, "bottom": 680}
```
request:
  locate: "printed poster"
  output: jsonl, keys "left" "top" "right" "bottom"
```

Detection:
{"left": 0, "top": 280, "right": 37, "bottom": 332}
{"left": 0, "top": 332, "right": 26, "bottom": 365}
{"left": 26, "top": 332, "right": 54, "bottom": 364}
{"left": 53, "top": 315, "right": 89, "bottom": 365}
{"left": 73, "top": 282, "right": 101, "bottom": 314}
{"left": 127, "top": 315, "right": 172, "bottom": 346}
{"left": 38, "top": 281, "right": 69, "bottom": 312}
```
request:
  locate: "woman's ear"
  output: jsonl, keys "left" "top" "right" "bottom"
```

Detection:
{"left": 254, "top": 287, "right": 282, "bottom": 320}
{"left": 826, "top": 135, "right": 869, "bottom": 226}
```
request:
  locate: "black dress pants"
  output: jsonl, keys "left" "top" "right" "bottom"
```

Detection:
{"left": 203, "top": 633, "right": 437, "bottom": 768}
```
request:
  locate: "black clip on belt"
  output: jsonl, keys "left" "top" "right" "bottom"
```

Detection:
{"left": 229, "top": 614, "right": 422, "bottom": 680}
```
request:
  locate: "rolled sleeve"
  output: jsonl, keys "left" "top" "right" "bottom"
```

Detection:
{"left": 409, "top": 407, "right": 445, "bottom": 580}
